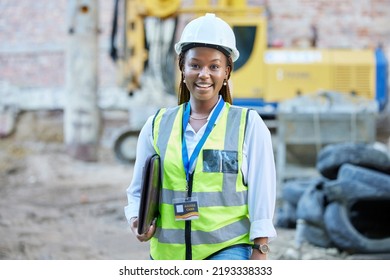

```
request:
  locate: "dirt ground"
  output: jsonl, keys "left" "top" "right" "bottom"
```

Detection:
{"left": 0, "top": 110, "right": 388, "bottom": 260}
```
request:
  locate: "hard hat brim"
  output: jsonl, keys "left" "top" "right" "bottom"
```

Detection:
{"left": 175, "top": 42, "right": 240, "bottom": 62}
{"left": 181, "top": 43, "right": 231, "bottom": 58}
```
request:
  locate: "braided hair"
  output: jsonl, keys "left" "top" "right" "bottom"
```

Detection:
{"left": 177, "top": 50, "right": 233, "bottom": 105}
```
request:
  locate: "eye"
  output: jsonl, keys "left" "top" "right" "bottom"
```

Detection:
{"left": 189, "top": 63, "right": 199, "bottom": 69}
{"left": 210, "top": 64, "right": 220, "bottom": 70}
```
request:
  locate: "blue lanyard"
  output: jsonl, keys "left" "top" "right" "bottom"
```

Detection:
{"left": 182, "top": 99, "right": 225, "bottom": 183}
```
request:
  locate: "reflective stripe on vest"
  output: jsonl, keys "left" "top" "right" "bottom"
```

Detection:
{"left": 151, "top": 102, "right": 250, "bottom": 260}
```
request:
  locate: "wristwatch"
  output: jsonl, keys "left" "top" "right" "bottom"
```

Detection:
{"left": 252, "top": 243, "right": 270, "bottom": 254}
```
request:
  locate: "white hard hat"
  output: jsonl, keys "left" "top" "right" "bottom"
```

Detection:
{"left": 174, "top": 13, "right": 240, "bottom": 62}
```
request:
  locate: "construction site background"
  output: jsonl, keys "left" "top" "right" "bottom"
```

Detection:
{"left": 0, "top": 0, "right": 389, "bottom": 260}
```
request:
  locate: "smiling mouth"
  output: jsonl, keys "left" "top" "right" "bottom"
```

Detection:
{"left": 195, "top": 83, "right": 213, "bottom": 89}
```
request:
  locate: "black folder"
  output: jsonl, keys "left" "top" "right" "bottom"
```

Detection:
{"left": 137, "top": 154, "right": 161, "bottom": 235}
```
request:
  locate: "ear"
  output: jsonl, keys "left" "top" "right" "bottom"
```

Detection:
{"left": 225, "top": 66, "right": 231, "bottom": 80}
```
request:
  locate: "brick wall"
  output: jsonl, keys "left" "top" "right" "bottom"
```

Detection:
{"left": 262, "top": 0, "right": 390, "bottom": 48}
{"left": 0, "top": 0, "right": 389, "bottom": 89}
{"left": 0, "top": 0, "right": 116, "bottom": 89}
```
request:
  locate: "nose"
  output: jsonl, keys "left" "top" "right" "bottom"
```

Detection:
{"left": 199, "top": 67, "right": 210, "bottom": 78}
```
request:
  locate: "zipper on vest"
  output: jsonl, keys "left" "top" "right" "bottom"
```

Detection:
{"left": 185, "top": 173, "right": 194, "bottom": 260}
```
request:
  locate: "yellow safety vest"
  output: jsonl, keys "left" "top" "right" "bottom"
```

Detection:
{"left": 150, "top": 102, "right": 250, "bottom": 260}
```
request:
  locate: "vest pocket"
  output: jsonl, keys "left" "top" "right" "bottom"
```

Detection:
{"left": 203, "top": 149, "right": 238, "bottom": 173}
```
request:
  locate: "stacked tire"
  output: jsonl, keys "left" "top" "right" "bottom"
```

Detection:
{"left": 276, "top": 177, "right": 325, "bottom": 229}
{"left": 318, "top": 143, "right": 390, "bottom": 254}
{"left": 279, "top": 142, "right": 390, "bottom": 254}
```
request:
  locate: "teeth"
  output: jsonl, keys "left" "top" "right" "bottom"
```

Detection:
{"left": 197, "top": 84, "right": 211, "bottom": 88}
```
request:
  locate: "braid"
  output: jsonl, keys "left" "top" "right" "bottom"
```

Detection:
{"left": 177, "top": 51, "right": 233, "bottom": 105}
{"left": 178, "top": 52, "right": 190, "bottom": 105}
{"left": 221, "top": 56, "right": 233, "bottom": 104}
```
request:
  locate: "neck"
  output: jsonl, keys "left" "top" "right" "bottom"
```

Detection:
{"left": 189, "top": 96, "right": 219, "bottom": 115}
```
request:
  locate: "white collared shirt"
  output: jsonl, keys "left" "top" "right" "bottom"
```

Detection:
{"left": 124, "top": 98, "right": 277, "bottom": 241}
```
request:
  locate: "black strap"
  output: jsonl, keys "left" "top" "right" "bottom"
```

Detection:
{"left": 109, "top": 0, "right": 120, "bottom": 61}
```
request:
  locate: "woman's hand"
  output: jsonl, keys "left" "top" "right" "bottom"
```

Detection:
{"left": 250, "top": 249, "right": 267, "bottom": 260}
{"left": 130, "top": 217, "right": 156, "bottom": 242}
{"left": 250, "top": 237, "right": 268, "bottom": 260}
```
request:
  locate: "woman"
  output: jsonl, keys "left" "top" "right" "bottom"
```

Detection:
{"left": 124, "top": 13, "right": 277, "bottom": 260}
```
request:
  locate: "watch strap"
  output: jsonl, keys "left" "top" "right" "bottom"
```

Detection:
{"left": 252, "top": 243, "right": 270, "bottom": 254}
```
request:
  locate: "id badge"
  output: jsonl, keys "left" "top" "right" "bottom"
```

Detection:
{"left": 173, "top": 197, "right": 199, "bottom": 221}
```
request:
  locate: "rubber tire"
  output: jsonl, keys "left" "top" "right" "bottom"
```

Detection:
{"left": 296, "top": 220, "right": 334, "bottom": 248}
{"left": 275, "top": 201, "right": 297, "bottom": 228}
{"left": 282, "top": 177, "right": 325, "bottom": 206}
{"left": 278, "top": 178, "right": 326, "bottom": 229}
{"left": 113, "top": 129, "right": 140, "bottom": 164}
{"left": 324, "top": 164, "right": 390, "bottom": 203}
{"left": 296, "top": 183, "right": 327, "bottom": 227}
{"left": 316, "top": 142, "right": 390, "bottom": 179}
{"left": 324, "top": 202, "right": 390, "bottom": 254}
{"left": 338, "top": 163, "right": 390, "bottom": 188}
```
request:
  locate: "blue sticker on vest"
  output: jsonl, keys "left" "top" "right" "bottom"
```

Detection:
{"left": 203, "top": 149, "right": 238, "bottom": 173}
